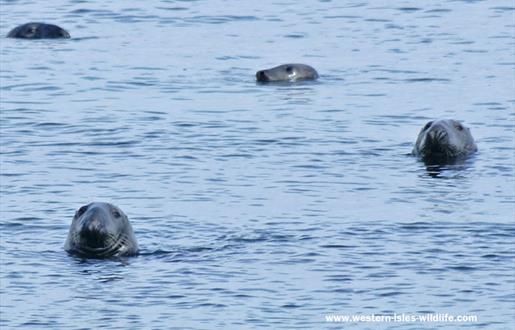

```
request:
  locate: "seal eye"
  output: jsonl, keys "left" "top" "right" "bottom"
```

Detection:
{"left": 285, "top": 66, "right": 293, "bottom": 74}
{"left": 455, "top": 123, "right": 464, "bottom": 131}
{"left": 112, "top": 210, "right": 121, "bottom": 218}
{"left": 76, "top": 205, "right": 88, "bottom": 218}
{"left": 423, "top": 121, "right": 433, "bottom": 130}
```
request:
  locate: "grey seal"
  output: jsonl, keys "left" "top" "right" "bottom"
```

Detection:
{"left": 413, "top": 119, "right": 477, "bottom": 163}
{"left": 7, "top": 22, "right": 70, "bottom": 39}
{"left": 65, "top": 202, "right": 138, "bottom": 258}
{"left": 256, "top": 64, "right": 318, "bottom": 82}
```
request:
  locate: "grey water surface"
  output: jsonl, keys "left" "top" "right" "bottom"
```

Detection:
{"left": 1, "top": 0, "right": 514, "bottom": 329}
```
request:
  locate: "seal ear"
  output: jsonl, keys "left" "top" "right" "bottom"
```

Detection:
{"left": 75, "top": 205, "right": 89, "bottom": 218}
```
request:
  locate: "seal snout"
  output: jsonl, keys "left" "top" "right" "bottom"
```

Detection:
{"left": 423, "top": 133, "right": 448, "bottom": 156}
{"left": 78, "top": 210, "right": 111, "bottom": 248}
{"left": 80, "top": 227, "right": 109, "bottom": 249}
{"left": 426, "top": 127, "right": 448, "bottom": 145}
{"left": 80, "top": 227, "right": 108, "bottom": 248}
{"left": 256, "top": 70, "right": 269, "bottom": 82}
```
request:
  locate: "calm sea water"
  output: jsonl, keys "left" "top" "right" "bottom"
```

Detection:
{"left": 1, "top": 0, "right": 514, "bottom": 329}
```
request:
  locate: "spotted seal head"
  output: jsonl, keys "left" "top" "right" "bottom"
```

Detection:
{"left": 65, "top": 202, "right": 138, "bottom": 258}
{"left": 7, "top": 22, "right": 70, "bottom": 39}
{"left": 256, "top": 64, "right": 318, "bottom": 82}
{"left": 413, "top": 119, "right": 477, "bottom": 163}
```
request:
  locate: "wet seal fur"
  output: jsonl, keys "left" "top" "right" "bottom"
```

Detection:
{"left": 65, "top": 202, "right": 138, "bottom": 258}
{"left": 413, "top": 119, "right": 477, "bottom": 164}
{"left": 7, "top": 22, "right": 70, "bottom": 39}
{"left": 256, "top": 64, "right": 318, "bottom": 82}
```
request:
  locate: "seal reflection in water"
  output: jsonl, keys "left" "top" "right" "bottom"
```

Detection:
{"left": 413, "top": 119, "right": 477, "bottom": 164}
{"left": 256, "top": 64, "right": 318, "bottom": 82}
{"left": 65, "top": 202, "right": 138, "bottom": 258}
{"left": 7, "top": 22, "right": 70, "bottom": 39}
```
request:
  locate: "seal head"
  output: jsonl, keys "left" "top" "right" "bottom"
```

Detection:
{"left": 256, "top": 64, "right": 318, "bottom": 82}
{"left": 65, "top": 202, "right": 138, "bottom": 258}
{"left": 7, "top": 22, "right": 70, "bottom": 39}
{"left": 413, "top": 119, "right": 477, "bottom": 163}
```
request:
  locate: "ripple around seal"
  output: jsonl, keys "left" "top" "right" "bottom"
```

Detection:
{"left": 1, "top": 0, "right": 515, "bottom": 329}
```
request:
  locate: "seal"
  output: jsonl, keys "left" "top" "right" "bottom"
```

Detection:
{"left": 65, "top": 202, "right": 138, "bottom": 258}
{"left": 412, "top": 119, "right": 477, "bottom": 163}
{"left": 6, "top": 22, "right": 70, "bottom": 39}
{"left": 256, "top": 64, "right": 318, "bottom": 82}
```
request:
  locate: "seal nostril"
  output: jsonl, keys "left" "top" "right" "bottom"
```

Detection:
{"left": 83, "top": 216, "right": 104, "bottom": 233}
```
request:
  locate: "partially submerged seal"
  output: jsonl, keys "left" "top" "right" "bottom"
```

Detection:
{"left": 65, "top": 202, "right": 138, "bottom": 258}
{"left": 256, "top": 64, "right": 318, "bottom": 82}
{"left": 7, "top": 22, "right": 70, "bottom": 39}
{"left": 413, "top": 119, "right": 477, "bottom": 163}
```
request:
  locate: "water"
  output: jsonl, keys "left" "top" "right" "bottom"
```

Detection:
{"left": 1, "top": 0, "right": 514, "bottom": 329}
